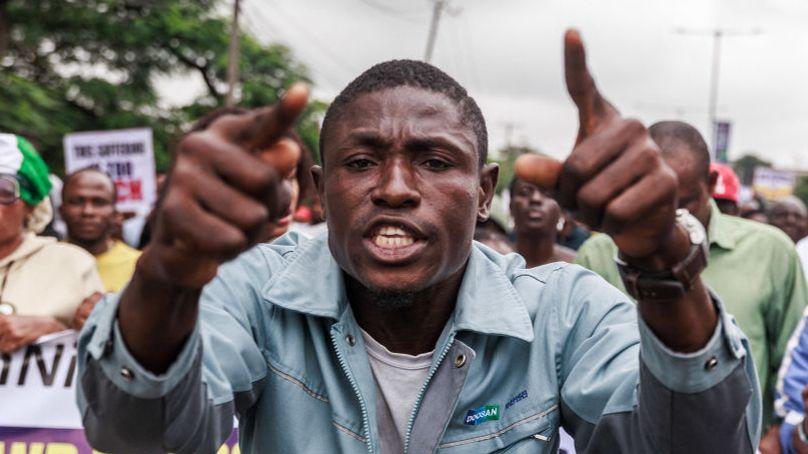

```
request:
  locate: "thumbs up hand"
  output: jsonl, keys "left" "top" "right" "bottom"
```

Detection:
{"left": 516, "top": 30, "right": 685, "bottom": 268}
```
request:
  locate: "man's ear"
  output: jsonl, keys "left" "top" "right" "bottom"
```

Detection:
{"left": 311, "top": 165, "right": 326, "bottom": 219}
{"left": 708, "top": 169, "right": 719, "bottom": 195}
{"left": 477, "top": 163, "right": 499, "bottom": 221}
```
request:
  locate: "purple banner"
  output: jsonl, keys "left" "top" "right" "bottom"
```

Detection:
{"left": 0, "top": 427, "right": 239, "bottom": 453}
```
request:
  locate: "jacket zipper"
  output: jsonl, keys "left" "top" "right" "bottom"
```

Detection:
{"left": 330, "top": 328, "right": 374, "bottom": 454}
{"left": 403, "top": 333, "right": 456, "bottom": 453}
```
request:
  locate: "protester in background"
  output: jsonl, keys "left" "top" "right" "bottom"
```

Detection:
{"left": 0, "top": 134, "right": 103, "bottom": 352}
{"left": 575, "top": 120, "right": 807, "bottom": 429}
{"left": 770, "top": 196, "right": 808, "bottom": 244}
{"left": 61, "top": 168, "right": 141, "bottom": 293}
{"left": 742, "top": 203, "right": 771, "bottom": 224}
{"left": 711, "top": 162, "right": 741, "bottom": 216}
{"left": 509, "top": 176, "right": 574, "bottom": 266}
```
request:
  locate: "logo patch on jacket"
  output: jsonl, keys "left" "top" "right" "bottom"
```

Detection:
{"left": 464, "top": 404, "right": 500, "bottom": 425}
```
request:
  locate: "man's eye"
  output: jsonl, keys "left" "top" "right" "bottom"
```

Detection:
{"left": 422, "top": 159, "right": 451, "bottom": 170}
{"left": 346, "top": 159, "right": 376, "bottom": 169}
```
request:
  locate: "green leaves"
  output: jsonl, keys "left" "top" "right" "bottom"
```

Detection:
{"left": 0, "top": 0, "right": 321, "bottom": 174}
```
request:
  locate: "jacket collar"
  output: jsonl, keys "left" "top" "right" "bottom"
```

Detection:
{"left": 262, "top": 234, "right": 535, "bottom": 343}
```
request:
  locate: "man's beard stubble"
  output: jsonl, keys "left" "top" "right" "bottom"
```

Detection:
{"left": 365, "top": 289, "right": 418, "bottom": 311}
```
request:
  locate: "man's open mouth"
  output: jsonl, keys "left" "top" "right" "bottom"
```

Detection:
{"left": 371, "top": 225, "right": 416, "bottom": 248}
{"left": 362, "top": 220, "right": 428, "bottom": 263}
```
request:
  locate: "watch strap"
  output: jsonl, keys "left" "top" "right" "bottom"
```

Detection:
{"left": 617, "top": 238, "right": 707, "bottom": 301}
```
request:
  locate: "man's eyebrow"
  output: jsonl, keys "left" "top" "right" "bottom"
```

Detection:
{"left": 405, "top": 134, "right": 473, "bottom": 156}
{"left": 345, "top": 130, "right": 390, "bottom": 148}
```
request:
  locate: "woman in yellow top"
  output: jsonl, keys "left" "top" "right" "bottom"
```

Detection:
{"left": 0, "top": 134, "right": 104, "bottom": 353}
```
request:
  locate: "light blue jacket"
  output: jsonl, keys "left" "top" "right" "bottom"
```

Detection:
{"left": 77, "top": 232, "right": 760, "bottom": 453}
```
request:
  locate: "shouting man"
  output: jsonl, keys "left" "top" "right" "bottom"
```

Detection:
{"left": 77, "top": 32, "right": 759, "bottom": 453}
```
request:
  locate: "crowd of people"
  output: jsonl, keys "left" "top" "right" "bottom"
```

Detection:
{"left": 2, "top": 31, "right": 808, "bottom": 453}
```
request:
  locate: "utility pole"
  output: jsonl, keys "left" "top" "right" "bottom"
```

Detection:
{"left": 674, "top": 27, "right": 761, "bottom": 154}
{"left": 226, "top": 0, "right": 241, "bottom": 107}
{"left": 424, "top": 0, "right": 446, "bottom": 63}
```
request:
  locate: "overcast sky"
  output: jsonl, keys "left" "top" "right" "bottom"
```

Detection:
{"left": 159, "top": 0, "right": 808, "bottom": 169}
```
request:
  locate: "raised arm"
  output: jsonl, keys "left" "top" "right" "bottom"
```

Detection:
{"left": 516, "top": 30, "right": 714, "bottom": 352}
{"left": 119, "top": 84, "right": 308, "bottom": 373}
{"left": 77, "top": 86, "right": 309, "bottom": 452}
{"left": 517, "top": 30, "right": 759, "bottom": 451}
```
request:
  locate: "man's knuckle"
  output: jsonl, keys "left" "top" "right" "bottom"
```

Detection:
{"left": 577, "top": 186, "right": 603, "bottom": 210}
{"left": 605, "top": 205, "right": 630, "bottom": 226}
{"left": 177, "top": 132, "right": 209, "bottom": 157}
{"left": 637, "top": 146, "right": 660, "bottom": 169}
{"left": 623, "top": 118, "right": 646, "bottom": 135}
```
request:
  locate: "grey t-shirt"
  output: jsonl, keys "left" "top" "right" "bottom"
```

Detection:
{"left": 361, "top": 329, "right": 434, "bottom": 453}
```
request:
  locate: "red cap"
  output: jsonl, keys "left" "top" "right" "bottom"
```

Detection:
{"left": 710, "top": 163, "right": 740, "bottom": 203}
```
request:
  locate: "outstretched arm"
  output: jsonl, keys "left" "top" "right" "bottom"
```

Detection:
{"left": 517, "top": 30, "right": 759, "bottom": 451}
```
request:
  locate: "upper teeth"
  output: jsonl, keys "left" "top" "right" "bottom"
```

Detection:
{"left": 377, "top": 225, "right": 408, "bottom": 236}
{"left": 372, "top": 224, "right": 415, "bottom": 249}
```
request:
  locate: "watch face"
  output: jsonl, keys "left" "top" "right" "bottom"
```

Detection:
{"left": 0, "top": 302, "right": 15, "bottom": 315}
{"left": 676, "top": 208, "right": 706, "bottom": 245}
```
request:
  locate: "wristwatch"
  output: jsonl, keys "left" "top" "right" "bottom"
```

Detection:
{"left": 616, "top": 208, "right": 709, "bottom": 301}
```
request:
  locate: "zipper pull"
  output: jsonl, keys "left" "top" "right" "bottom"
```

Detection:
{"left": 533, "top": 433, "right": 550, "bottom": 442}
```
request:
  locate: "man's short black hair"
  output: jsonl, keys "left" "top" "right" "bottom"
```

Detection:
{"left": 649, "top": 120, "right": 711, "bottom": 181}
{"left": 62, "top": 167, "right": 117, "bottom": 204}
{"left": 319, "top": 59, "right": 488, "bottom": 166}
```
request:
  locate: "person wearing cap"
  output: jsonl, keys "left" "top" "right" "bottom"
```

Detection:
{"left": 575, "top": 120, "right": 807, "bottom": 431}
{"left": 711, "top": 162, "right": 741, "bottom": 216}
{"left": 0, "top": 134, "right": 103, "bottom": 353}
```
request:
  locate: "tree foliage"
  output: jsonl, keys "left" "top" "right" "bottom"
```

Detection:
{"left": 732, "top": 153, "right": 772, "bottom": 186}
{"left": 0, "top": 0, "right": 325, "bottom": 174}
{"left": 793, "top": 176, "right": 808, "bottom": 208}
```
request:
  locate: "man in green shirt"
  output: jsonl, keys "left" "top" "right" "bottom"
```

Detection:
{"left": 575, "top": 120, "right": 807, "bottom": 429}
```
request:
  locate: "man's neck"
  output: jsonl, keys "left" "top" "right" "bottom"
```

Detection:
{"left": 69, "top": 236, "right": 113, "bottom": 256}
{"left": 515, "top": 229, "right": 556, "bottom": 268}
{"left": 0, "top": 234, "right": 25, "bottom": 261}
{"left": 346, "top": 266, "right": 466, "bottom": 356}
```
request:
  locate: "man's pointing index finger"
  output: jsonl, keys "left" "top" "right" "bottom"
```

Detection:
{"left": 218, "top": 82, "right": 310, "bottom": 150}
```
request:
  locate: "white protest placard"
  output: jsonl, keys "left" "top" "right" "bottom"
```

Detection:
{"left": 0, "top": 331, "right": 240, "bottom": 453}
{"left": 63, "top": 128, "right": 156, "bottom": 214}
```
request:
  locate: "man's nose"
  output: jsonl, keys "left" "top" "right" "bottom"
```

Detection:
{"left": 371, "top": 159, "right": 421, "bottom": 209}
{"left": 529, "top": 189, "right": 545, "bottom": 204}
{"left": 80, "top": 202, "right": 98, "bottom": 215}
